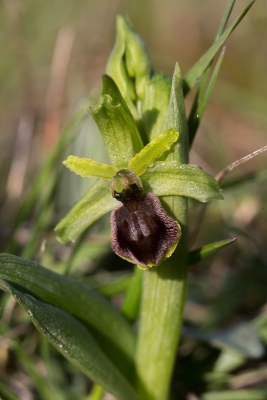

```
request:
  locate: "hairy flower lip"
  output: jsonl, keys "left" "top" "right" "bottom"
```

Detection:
{"left": 110, "top": 192, "right": 181, "bottom": 270}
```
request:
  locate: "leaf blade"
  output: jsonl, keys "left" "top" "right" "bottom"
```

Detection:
{"left": 0, "top": 279, "right": 139, "bottom": 400}
{"left": 0, "top": 254, "right": 136, "bottom": 381}
{"left": 183, "top": 1, "right": 255, "bottom": 95}
{"left": 141, "top": 73, "right": 172, "bottom": 141}
{"left": 189, "top": 238, "right": 237, "bottom": 265}
{"left": 188, "top": 46, "right": 226, "bottom": 146}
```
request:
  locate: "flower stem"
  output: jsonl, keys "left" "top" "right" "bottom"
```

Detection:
{"left": 135, "top": 64, "right": 189, "bottom": 399}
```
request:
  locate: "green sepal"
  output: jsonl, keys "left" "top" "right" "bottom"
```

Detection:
{"left": 141, "top": 73, "right": 172, "bottom": 140}
{"left": 55, "top": 180, "right": 117, "bottom": 243}
{"left": 142, "top": 161, "right": 223, "bottom": 202}
{"left": 102, "top": 75, "right": 143, "bottom": 155}
{"left": 129, "top": 129, "right": 179, "bottom": 176}
{"left": 106, "top": 16, "right": 136, "bottom": 116}
{"left": 90, "top": 94, "right": 139, "bottom": 169}
{"left": 106, "top": 15, "right": 151, "bottom": 104}
{"left": 63, "top": 155, "right": 117, "bottom": 180}
{"left": 120, "top": 15, "right": 151, "bottom": 99}
{"left": 0, "top": 278, "right": 139, "bottom": 400}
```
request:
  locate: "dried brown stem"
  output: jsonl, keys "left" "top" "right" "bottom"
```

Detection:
{"left": 190, "top": 145, "right": 267, "bottom": 247}
{"left": 215, "top": 145, "right": 267, "bottom": 183}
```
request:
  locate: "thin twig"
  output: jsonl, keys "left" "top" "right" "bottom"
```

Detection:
{"left": 215, "top": 145, "right": 267, "bottom": 183}
{"left": 190, "top": 145, "right": 267, "bottom": 248}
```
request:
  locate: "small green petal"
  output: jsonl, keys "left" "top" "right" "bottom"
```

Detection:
{"left": 63, "top": 156, "right": 117, "bottom": 180}
{"left": 55, "top": 180, "right": 117, "bottom": 243}
{"left": 142, "top": 161, "right": 223, "bottom": 202}
{"left": 129, "top": 129, "right": 179, "bottom": 176}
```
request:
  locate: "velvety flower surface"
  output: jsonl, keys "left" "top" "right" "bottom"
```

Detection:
{"left": 110, "top": 169, "right": 181, "bottom": 269}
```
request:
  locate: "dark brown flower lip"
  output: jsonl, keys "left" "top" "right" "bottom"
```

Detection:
{"left": 110, "top": 192, "right": 181, "bottom": 269}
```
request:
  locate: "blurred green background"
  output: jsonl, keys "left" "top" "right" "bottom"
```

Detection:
{"left": 1, "top": 0, "right": 267, "bottom": 399}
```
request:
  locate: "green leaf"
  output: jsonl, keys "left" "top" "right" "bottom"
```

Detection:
{"left": 142, "top": 162, "right": 223, "bottom": 202}
{"left": 183, "top": 1, "right": 255, "bottom": 95}
{"left": 95, "top": 273, "right": 132, "bottom": 297}
{"left": 121, "top": 267, "right": 143, "bottom": 322}
{"left": 0, "top": 279, "right": 139, "bottom": 400}
{"left": 129, "top": 129, "right": 179, "bottom": 176}
{"left": 188, "top": 0, "right": 236, "bottom": 145}
{"left": 197, "top": 47, "right": 226, "bottom": 122}
{"left": 189, "top": 238, "right": 236, "bottom": 265}
{"left": 141, "top": 73, "right": 172, "bottom": 141}
{"left": 215, "top": 0, "right": 236, "bottom": 41}
{"left": 163, "top": 63, "right": 189, "bottom": 164}
{"left": 91, "top": 94, "right": 139, "bottom": 169}
{"left": 63, "top": 156, "right": 117, "bottom": 180}
{"left": 0, "top": 254, "right": 136, "bottom": 382}
{"left": 188, "top": 46, "right": 226, "bottom": 146}
{"left": 120, "top": 240, "right": 236, "bottom": 323}
{"left": 55, "top": 179, "right": 117, "bottom": 243}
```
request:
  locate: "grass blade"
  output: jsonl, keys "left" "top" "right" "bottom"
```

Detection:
{"left": 183, "top": 1, "right": 255, "bottom": 95}
{"left": 188, "top": 46, "right": 226, "bottom": 146}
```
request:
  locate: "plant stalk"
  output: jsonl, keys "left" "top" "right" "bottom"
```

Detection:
{"left": 135, "top": 64, "right": 189, "bottom": 400}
